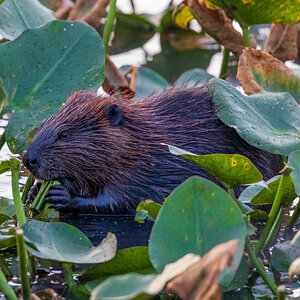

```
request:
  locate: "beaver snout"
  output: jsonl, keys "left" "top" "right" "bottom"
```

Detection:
{"left": 22, "top": 150, "right": 39, "bottom": 174}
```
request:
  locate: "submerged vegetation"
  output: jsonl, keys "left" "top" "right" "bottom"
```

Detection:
{"left": 0, "top": 0, "right": 300, "bottom": 299}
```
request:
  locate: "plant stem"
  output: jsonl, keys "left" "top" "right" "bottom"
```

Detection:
{"left": 287, "top": 198, "right": 300, "bottom": 228}
{"left": 30, "top": 181, "right": 54, "bottom": 211}
{"left": 242, "top": 26, "right": 251, "bottom": 47}
{"left": 0, "top": 131, "right": 5, "bottom": 152}
{"left": 276, "top": 285, "right": 286, "bottom": 300}
{"left": 102, "top": 0, "right": 117, "bottom": 55}
{"left": 11, "top": 169, "right": 26, "bottom": 227}
{"left": 62, "top": 263, "right": 75, "bottom": 288}
{"left": 245, "top": 236, "right": 277, "bottom": 295}
{"left": 219, "top": 48, "right": 229, "bottom": 79}
{"left": 0, "top": 256, "right": 12, "bottom": 277}
{"left": 263, "top": 206, "right": 285, "bottom": 249}
{"left": 255, "top": 173, "right": 287, "bottom": 255}
{"left": 21, "top": 174, "right": 35, "bottom": 204}
{"left": 28, "top": 254, "right": 37, "bottom": 276}
{"left": 0, "top": 268, "right": 17, "bottom": 300}
{"left": 16, "top": 229, "right": 31, "bottom": 300}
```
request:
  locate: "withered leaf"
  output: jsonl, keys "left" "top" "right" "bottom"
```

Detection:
{"left": 237, "top": 48, "right": 300, "bottom": 100}
{"left": 264, "top": 23, "right": 299, "bottom": 62}
{"left": 166, "top": 239, "right": 239, "bottom": 300}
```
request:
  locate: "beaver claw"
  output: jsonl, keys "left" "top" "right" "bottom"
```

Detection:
{"left": 25, "top": 181, "right": 42, "bottom": 207}
{"left": 45, "top": 185, "right": 72, "bottom": 211}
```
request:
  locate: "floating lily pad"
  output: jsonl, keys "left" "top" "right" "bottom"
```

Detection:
{"left": 0, "top": 20, "right": 105, "bottom": 153}
{"left": 168, "top": 144, "right": 262, "bottom": 188}
{"left": 135, "top": 200, "right": 161, "bottom": 223}
{"left": 209, "top": 78, "right": 300, "bottom": 156}
{"left": 149, "top": 176, "right": 247, "bottom": 290}
{"left": 0, "top": 0, "right": 55, "bottom": 40}
{"left": 23, "top": 220, "right": 117, "bottom": 264}
{"left": 175, "top": 68, "right": 213, "bottom": 87}
{"left": 239, "top": 175, "right": 296, "bottom": 206}
{"left": 288, "top": 151, "right": 300, "bottom": 195}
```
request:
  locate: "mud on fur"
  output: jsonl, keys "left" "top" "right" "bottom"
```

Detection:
{"left": 23, "top": 86, "right": 282, "bottom": 214}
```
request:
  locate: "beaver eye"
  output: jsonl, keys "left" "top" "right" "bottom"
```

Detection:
{"left": 59, "top": 131, "right": 69, "bottom": 139}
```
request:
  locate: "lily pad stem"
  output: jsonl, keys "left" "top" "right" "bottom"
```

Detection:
{"left": 245, "top": 236, "right": 277, "bottom": 295}
{"left": 255, "top": 170, "right": 289, "bottom": 255}
{"left": 62, "top": 263, "right": 75, "bottom": 288}
{"left": 0, "top": 131, "right": 5, "bottom": 152}
{"left": 16, "top": 229, "right": 31, "bottom": 300}
{"left": 219, "top": 48, "right": 229, "bottom": 79}
{"left": 11, "top": 168, "right": 26, "bottom": 227}
{"left": 102, "top": 0, "right": 117, "bottom": 55}
{"left": 21, "top": 174, "right": 35, "bottom": 204}
{"left": 241, "top": 26, "right": 251, "bottom": 47}
{"left": 0, "top": 268, "right": 17, "bottom": 300}
{"left": 287, "top": 198, "right": 300, "bottom": 228}
{"left": 30, "top": 181, "right": 55, "bottom": 211}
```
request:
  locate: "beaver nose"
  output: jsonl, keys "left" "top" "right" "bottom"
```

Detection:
{"left": 22, "top": 150, "right": 39, "bottom": 172}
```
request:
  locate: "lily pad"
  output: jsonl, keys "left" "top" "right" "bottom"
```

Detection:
{"left": 0, "top": 197, "right": 15, "bottom": 225}
{"left": 288, "top": 151, "right": 300, "bottom": 195}
{"left": 83, "top": 247, "right": 154, "bottom": 278}
{"left": 22, "top": 220, "right": 117, "bottom": 264}
{"left": 0, "top": 20, "right": 105, "bottom": 153}
{"left": 239, "top": 175, "right": 296, "bottom": 206}
{"left": 205, "top": 0, "right": 300, "bottom": 25}
{"left": 120, "top": 66, "right": 168, "bottom": 99}
{"left": 135, "top": 200, "right": 161, "bottom": 223}
{"left": 168, "top": 144, "right": 262, "bottom": 188}
{"left": 0, "top": 158, "right": 21, "bottom": 173}
{"left": 209, "top": 78, "right": 300, "bottom": 156}
{"left": 0, "top": 0, "right": 55, "bottom": 40}
{"left": 175, "top": 68, "right": 213, "bottom": 87}
{"left": 149, "top": 176, "right": 247, "bottom": 290}
{"left": 0, "top": 235, "right": 16, "bottom": 250}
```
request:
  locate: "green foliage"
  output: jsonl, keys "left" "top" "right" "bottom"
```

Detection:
{"left": 175, "top": 68, "right": 212, "bottom": 87}
{"left": 23, "top": 220, "right": 117, "bottom": 263}
{"left": 135, "top": 200, "right": 161, "bottom": 223}
{"left": 149, "top": 177, "right": 247, "bottom": 290}
{"left": 210, "top": 78, "right": 300, "bottom": 155}
{"left": 0, "top": 0, "right": 55, "bottom": 40}
{"left": 0, "top": 20, "right": 105, "bottom": 153}
{"left": 288, "top": 150, "right": 300, "bottom": 195}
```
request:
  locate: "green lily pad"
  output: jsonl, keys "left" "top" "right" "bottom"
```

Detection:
{"left": 0, "top": 158, "right": 21, "bottom": 174}
{"left": 120, "top": 66, "right": 168, "bottom": 99}
{"left": 272, "top": 241, "right": 300, "bottom": 272}
{"left": 0, "top": 0, "right": 55, "bottom": 40}
{"left": 205, "top": 0, "right": 300, "bottom": 25}
{"left": 110, "top": 13, "right": 156, "bottom": 55}
{"left": 83, "top": 247, "right": 154, "bottom": 279}
{"left": 149, "top": 176, "right": 247, "bottom": 290}
{"left": 175, "top": 68, "right": 213, "bottom": 87}
{"left": 22, "top": 220, "right": 117, "bottom": 264}
{"left": 0, "top": 235, "right": 16, "bottom": 250}
{"left": 91, "top": 273, "right": 156, "bottom": 300}
{"left": 0, "top": 20, "right": 105, "bottom": 153}
{"left": 209, "top": 78, "right": 300, "bottom": 156}
{"left": 239, "top": 175, "right": 296, "bottom": 206}
{"left": 168, "top": 144, "right": 262, "bottom": 188}
{"left": 0, "top": 197, "right": 15, "bottom": 225}
{"left": 135, "top": 200, "right": 161, "bottom": 223}
{"left": 288, "top": 151, "right": 300, "bottom": 195}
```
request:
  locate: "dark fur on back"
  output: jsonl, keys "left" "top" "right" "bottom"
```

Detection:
{"left": 24, "top": 86, "right": 282, "bottom": 213}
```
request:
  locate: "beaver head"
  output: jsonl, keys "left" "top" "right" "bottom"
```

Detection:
{"left": 22, "top": 91, "right": 143, "bottom": 196}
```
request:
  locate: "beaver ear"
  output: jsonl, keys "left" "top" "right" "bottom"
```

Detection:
{"left": 107, "top": 104, "right": 122, "bottom": 126}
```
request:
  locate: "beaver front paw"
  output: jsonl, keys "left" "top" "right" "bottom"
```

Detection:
{"left": 45, "top": 185, "right": 72, "bottom": 211}
{"left": 25, "top": 181, "right": 42, "bottom": 207}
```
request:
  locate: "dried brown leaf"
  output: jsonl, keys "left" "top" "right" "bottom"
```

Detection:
{"left": 55, "top": 0, "right": 74, "bottom": 19}
{"left": 166, "top": 239, "right": 239, "bottom": 300}
{"left": 237, "top": 48, "right": 300, "bottom": 95}
{"left": 102, "top": 57, "right": 134, "bottom": 99}
{"left": 187, "top": 0, "right": 254, "bottom": 55}
{"left": 264, "top": 23, "right": 299, "bottom": 62}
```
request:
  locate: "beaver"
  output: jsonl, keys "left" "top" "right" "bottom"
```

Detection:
{"left": 23, "top": 86, "right": 282, "bottom": 214}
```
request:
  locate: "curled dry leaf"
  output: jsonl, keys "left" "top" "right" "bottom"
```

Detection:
{"left": 102, "top": 57, "right": 135, "bottom": 99}
{"left": 187, "top": 0, "right": 253, "bottom": 55}
{"left": 166, "top": 239, "right": 239, "bottom": 300}
{"left": 237, "top": 48, "right": 300, "bottom": 97}
{"left": 289, "top": 257, "right": 300, "bottom": 277}
{"left": 55, "top": 0, "right": 74, "bottom": 19}
{"left": 264, "top": 23, "right": 299, "bottom": 62}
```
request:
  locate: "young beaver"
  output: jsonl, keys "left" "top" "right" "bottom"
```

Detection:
{"left": 23, "top": 86, "right": 282, "bottom": 214}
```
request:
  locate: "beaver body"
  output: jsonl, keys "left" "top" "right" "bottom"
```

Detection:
{"left": 23, "top": 87, "right": 282, "bottom": 214}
